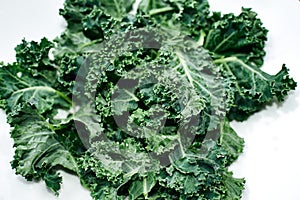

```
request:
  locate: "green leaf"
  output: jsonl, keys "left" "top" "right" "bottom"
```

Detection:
{"left": 138, "top": 0, "right": 211, "bottom": 37}
{"left": 9, "top": 106, "right": 78, "bottom": 194}
{"left": 200, "top": 8, "right": 297, "bottom": 121}
{"left": 99, "top": 0, "right": 136, "bottom": 19}
{"left": 158, "top": 140, "right": 244, "bottom": 199}
{"left": 220, "top": 118, "right": 244, "bottom": 165}
{"left": 214, "top": 56, "right": 296, "bottom": 121}
{"left": 54, "top": 30, "right": 95, "bottom": 57}
{"left": 72, "top": 103, "right": 104, "bottom": 147}
{"left": 43, "top": 171, "right": 63, "bottom": 195}
{"left": 222, "top": 171, "right": 245, "bottom": 200}
{"left": 0, "top": 63, "right": 71, "bottom": 114}
{"left": 15, "top": 38, "right": 54, "bottom": 71}
{"left": 82, "top": 9, "right": 117, "bottom": 40}
{"left": 129, "top": 172, "right": 157, "bottom": 199}
{"left": 60, "top": 0, "right": 135, "bottom": 30}
{"left": 204, "top": 8, "right": 268, "bottom": 67}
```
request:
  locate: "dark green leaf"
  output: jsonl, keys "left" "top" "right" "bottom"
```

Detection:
{"left": 9, "top": 106, "right": 78, "bottom": 194}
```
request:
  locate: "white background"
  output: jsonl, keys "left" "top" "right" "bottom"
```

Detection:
{"left": 0, "top": 0, "right": 299, "bottom": 199}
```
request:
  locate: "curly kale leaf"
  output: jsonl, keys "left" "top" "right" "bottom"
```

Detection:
{"left": 9, "top": 106, "right": 78, "bottom": 195}
{"left": 138, "top": 2, "right": 296, "bottom": 121}
{"left": 214, "top": 58, "right": 296, "bottom": 121}
{"left": 54, "top": 17, "right": 115, "bottom": 58}
{"left": 0, "top": 63, "right": 72, "bottom": 114}
{"left": 155, "top": 140, "right": 244, "bottom": 199}
{"left": 220, "top": 118, "right": 244, "bottom": 165}
{"left": 60, "top": 0, "right": 135, "bottom": 31}
{"left": 54, "top": 9, "right": 138, "bottom": 57}
{"left": 56, "top": 3, "right": 121, "bottom": 57}
{"left": 203, "top": 8, "right": 268, "bottom": 67}
{"left": 138, "top": 0, "right": 211, "bottom": 36}
{"left": 77, "top": 138, "right": 244, "bottom": 199}
{"left": 201, "top": 8, "right": 296, "bottom": 120}
{"left": 0, "top": 38, "right": 86, "bottom": 195}
{"left": 15, "top": 38, "right": 55, "bottom": 71}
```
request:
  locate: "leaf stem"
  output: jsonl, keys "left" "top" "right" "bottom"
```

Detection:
{"left": 123, "top": 89, "right": 139, "bottom": 102}
{"left": 113, "top": 0, "right": 121, "bottom": 18}
{"left": 213, "top": 32, "right": 235, "bottom": 52}
{"left": 79, "top": 39, "right": 102, "bottom": 51}
{"left": 175, "top": 51, "right": 195, "bottom": 88}
{"left": 197, "top": 30, "right": 206, "bottom": 46}
{"left": 213, "top": 56, "right": 268, "bottom": 80}
{"left": 149, "top": 7, "right": 175, "bottom": 16}
{"left": 12, "top": 86, "right": 73, "bottom": 106}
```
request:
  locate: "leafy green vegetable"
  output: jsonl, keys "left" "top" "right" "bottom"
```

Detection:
{"left": 0, "top": 39, "right": 71, "bottom": 114}
{"left": 0, "top": 0, "right": 296, "bottom": 199}
{"left": 138, "top": 1, "right": 296, "bottom": 121}
{"left": 9, "top": 106, "right": 78, "bottom": 195}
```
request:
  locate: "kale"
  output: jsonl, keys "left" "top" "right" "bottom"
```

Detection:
{"left": 0, "top": 0, "right": 296, "bottom": 199}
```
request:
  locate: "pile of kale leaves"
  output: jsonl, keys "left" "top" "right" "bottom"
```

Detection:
{"left": 0, "top": 0, "right": 296, "bottom": 199}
